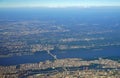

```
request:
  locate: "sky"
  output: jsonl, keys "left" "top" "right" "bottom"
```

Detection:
{"left": 0, "top": 0, "right": 120, "bottom": 8}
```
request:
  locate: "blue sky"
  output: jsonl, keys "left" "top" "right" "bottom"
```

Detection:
{"left": 0, "top": 0, "right": 120, "bottom": 8}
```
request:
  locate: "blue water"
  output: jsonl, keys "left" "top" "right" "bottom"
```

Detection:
{"left": 0, "top": 46, "right": 120, "bottom": 66}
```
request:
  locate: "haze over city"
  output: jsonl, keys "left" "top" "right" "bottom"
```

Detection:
{"left": 0, "top": 0, "right": 120, "bottom": 78}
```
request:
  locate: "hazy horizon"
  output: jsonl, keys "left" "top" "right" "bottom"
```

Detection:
{"left": 0, "top": 0, "right": 120, "bottom": 8}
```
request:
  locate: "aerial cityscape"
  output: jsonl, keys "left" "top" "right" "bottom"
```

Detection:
{"left": 0, "top": 0, "right": 120, "bottom": 78}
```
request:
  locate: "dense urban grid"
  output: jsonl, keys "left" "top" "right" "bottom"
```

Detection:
{"left": 0, "top": 58, "right": 120, "bottom": 78}
{"left": 0, "top": 4, "right": 120, "bottom": 78}
{"left": 0, "top": 1, "right": 120, "bottom": 78}
{"left": 0, "top": 19, "right": 120, "bottom": 78}
{"left": 0, "top": 20, "right": 120, "bottom": 57}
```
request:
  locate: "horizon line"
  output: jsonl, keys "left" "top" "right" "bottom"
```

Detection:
{"left": 0, "top": 5, "right": 120, "bottom": 9}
